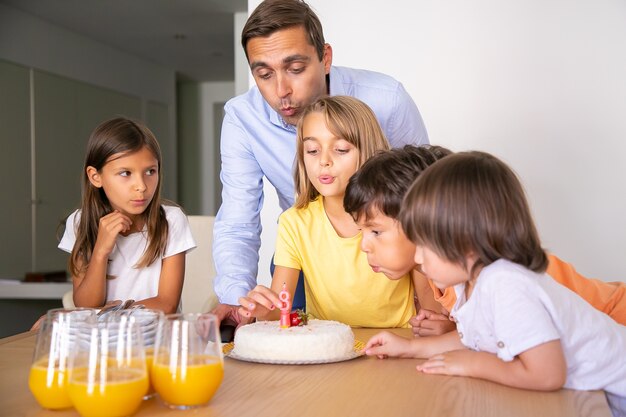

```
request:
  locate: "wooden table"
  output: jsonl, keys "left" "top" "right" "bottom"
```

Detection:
{"left": 0, "top": 328, "right": 611, "bottom": 417}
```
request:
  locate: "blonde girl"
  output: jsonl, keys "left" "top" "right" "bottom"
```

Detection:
{"left": 238, "top": 96, "right": 416, "bottom": 328}
{"left": 365, "top": 151, "right": 626, "bottom": 416}
{"left": 59, "top": 117, "right": 195, "bottom": 313}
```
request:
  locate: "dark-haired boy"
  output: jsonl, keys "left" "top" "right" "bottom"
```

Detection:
{"left": 344, "top": 145, "right": 626, "bottom": 336}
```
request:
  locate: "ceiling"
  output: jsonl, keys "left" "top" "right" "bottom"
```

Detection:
{"left": 1, "top": 0, "right": 248, "bottom": 82}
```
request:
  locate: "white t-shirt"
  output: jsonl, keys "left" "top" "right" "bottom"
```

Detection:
{"left": 451, "top": 259, "right": 626, "bottom": 396}
{"left": 59, "top": 205, "right": 196, "bottom": 303}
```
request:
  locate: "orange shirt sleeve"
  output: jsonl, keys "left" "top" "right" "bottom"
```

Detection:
{"left": 426, "top": 278, "right": 457, "bottom": 315}
{"left": 546, "top": 254, "right": 626, "bottom": 325}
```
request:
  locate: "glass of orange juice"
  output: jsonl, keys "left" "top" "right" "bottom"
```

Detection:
{"left": 68, "top": 313, "right": 149, "bottom": 417}
{"left": 151, "top": 313, "right": 224, "bottom": 409}
{"left": 29, "top": 308, "right": 96, "bottom": 410}
{"left": 124, "top": 308, "right": 163, "bottom": 400}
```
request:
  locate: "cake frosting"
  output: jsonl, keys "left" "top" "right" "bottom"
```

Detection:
{"left": 232, "top": 319, "right": 354, "bottom": 362}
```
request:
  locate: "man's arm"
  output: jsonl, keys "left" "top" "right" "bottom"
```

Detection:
{"left": 212, "top": 112, "right": 265, "bottom": 305}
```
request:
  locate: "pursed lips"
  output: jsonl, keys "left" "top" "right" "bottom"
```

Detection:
{"left": 280, "top": 106, "right": 297, "bottom": 117}
{"left": 317, "top": 175, "right": 334, "bottom": 184}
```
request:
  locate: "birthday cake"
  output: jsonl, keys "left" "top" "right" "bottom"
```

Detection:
{"left": 232, "top": 319, "right": 354, "bottom": 362}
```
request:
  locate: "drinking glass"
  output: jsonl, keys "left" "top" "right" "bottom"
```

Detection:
{"left": 121, "top": 308, "right": 163, "bottom": 399}
{"left": 151, "top": 313, "right": 224, "bottom": 409}
{"left": 68, "top": 313, "right": 149, "bottom": 417}
{"left": 28, "top": 308, "right": 96, "bottom": 410}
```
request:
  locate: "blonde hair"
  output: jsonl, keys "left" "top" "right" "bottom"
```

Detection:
{"left": 294, "top": 96, "right": 390, "bottom": 208}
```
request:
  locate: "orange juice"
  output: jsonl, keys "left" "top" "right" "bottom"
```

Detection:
{"left": 144, "top": 347, "right": 155, "bottom": 397}
{"left": 68, "top": 368, "right": 148, "bottom": 417}
{"left": 151, "top": 355, "right": 223, "bottom": 406}
{"left": 28, "top": 359, "right": 72, "bottom": 409}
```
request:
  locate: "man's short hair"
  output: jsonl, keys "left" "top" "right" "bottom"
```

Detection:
{"left": 241, "top": 0, "right": 326, "bottom": 61}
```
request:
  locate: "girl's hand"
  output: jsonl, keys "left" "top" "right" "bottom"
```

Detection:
{"left": 417, "top": 349, "right": 476, "bottom": 376}
{"left": 410, "top": 308, "right": 456, "bottom": 337}
{"left": 93, "top": 211, "right": 132, "bottom": 258}
{"left": 237, "top": 285, "right": 282, "bottom": 319}
{"left": 364, "top": 331, "right": 414, "bottom": 359}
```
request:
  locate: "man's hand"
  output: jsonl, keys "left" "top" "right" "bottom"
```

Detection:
{"left": 210, "top": 303, "right": 253, "bottom": 329}
{"left": 410, "top": 308, "right": 456, "bottom": 337}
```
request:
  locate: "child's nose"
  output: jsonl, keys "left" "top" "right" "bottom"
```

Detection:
{"left": 360, "top": 236, "right": 370, "bottom": 253}
{"left": 135, "top": 179, "right": 147, "bottom": 192}
{"left": 414, "top": 246, "right": 424, "bottom": 264}
{"left": 319, "top": 151, "right": 332, "bottom": 167}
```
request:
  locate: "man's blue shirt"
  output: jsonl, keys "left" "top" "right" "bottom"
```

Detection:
{"left": 213, "top": 65, "right": 429, "bottom": 304}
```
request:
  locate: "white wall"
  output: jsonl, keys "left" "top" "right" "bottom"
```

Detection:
{"left": 252, "top": 0, "right": 626, "bottom": 282}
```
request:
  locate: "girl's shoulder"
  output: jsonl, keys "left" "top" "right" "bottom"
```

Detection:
{"left": 279, "top": 198, "right": 323, "bottom": 225}
{"left": 161, "top": 204, "right": 189, "bottom": 226}
{"left": 65, "top": 208, "right": 82, "bottom": 228}
{"left": 162, "top": 203, "right": 184, "bottom": 216}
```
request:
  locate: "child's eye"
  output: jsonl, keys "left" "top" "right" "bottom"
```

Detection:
{"left": 336, "top": 148, "right": 351, "bottom": 154}
{"left": 146, "top": 168, "right": 157, "bottom": 176}
{"left": 305, "top": 149, "right": 319, "bottom": 155}
{"left": 371, "top": 230, "right": 381, "bottom": 237}
{"left": 119, "top": 171, "right": 130, "bottom": 177}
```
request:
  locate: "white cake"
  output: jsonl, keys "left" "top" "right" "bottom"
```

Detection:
{"left": 232, "top": 319, "right": 354, "bottom": 362}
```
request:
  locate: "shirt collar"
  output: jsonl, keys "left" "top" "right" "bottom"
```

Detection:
{"left": 328, "top": 66, "right": 344, "bottom": 95}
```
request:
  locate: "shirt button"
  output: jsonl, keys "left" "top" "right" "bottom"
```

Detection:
{"left": 458, "top": 332, "right": 464, "bottom": 339}
{"left": 497, "top": 341, "right": 505, "bottom": 348}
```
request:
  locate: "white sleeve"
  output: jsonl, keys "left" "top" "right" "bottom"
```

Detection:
{"left": 58, "top": 210, "right": 80, "bottom": 253}
{"left": 163, "top": 206, "right": 196, "bottom": 258}
{"left": 486, "top": 268, "right": 561, "bottom": 362}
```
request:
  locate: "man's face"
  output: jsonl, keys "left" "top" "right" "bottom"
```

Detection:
{"left": 246, "top": 26, "right": 332, "bottom": 126}
{"left": 357, "top": 209, "right": 417, "bottom": 280}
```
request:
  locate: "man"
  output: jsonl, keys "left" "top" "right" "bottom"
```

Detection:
{"left": 211, "top": 0, "right": 429, "bottom": 329}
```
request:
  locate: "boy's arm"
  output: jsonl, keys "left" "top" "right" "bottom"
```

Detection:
{"left": 418, "top": 339, "right": 566, "bottom": 391}
{"left": 411, "top": 270, "right": 441, "bottom": 312}
{"left": 365, "top": 328, "right": 465, "bottom": 359}
{"left": 410, "top": 270, "right": 457, "bottom": 336}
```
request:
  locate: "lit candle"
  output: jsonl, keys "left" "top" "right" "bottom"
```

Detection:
{"left": 279, "top": 282, "right": 291, "bottom": 328}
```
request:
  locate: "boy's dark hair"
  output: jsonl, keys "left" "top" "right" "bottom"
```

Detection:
{"left": 400, "top": 151, "right": 548, "bottom": 275}
{"left": 241, "top": 0, "right": 325, "bottom": 61}
{"left": 344, "top": 145, "right": 453, "bottom": 221}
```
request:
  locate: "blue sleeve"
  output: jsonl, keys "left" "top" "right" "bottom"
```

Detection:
{"left": 387, "top": 82, "right": 429, "bottom": 148}
{"left": 212, "top": 111, "right": 263, "bottom": 305}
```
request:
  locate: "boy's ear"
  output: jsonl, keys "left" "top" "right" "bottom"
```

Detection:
{"left": 86, "top": 166, "right": 102, "bottom": 188}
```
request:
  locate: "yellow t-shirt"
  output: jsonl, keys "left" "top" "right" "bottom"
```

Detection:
{"left": 274, "top": 197, "right": 415, "bottom": 328}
